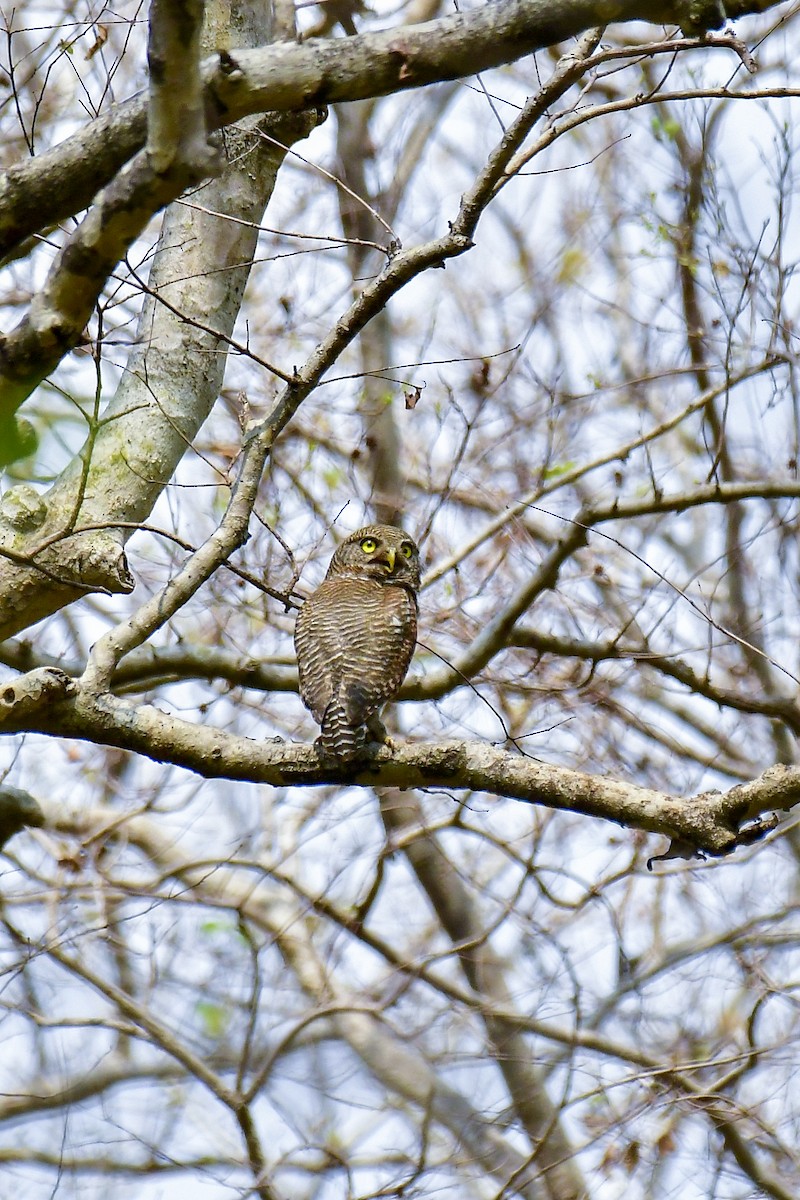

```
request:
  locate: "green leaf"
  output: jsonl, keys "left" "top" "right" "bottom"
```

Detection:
{"left": 196, "top": 1000, "right": 228, "bottom": 1039}
{"left": 543, "top": 460, "right": 577, "bottom": 480}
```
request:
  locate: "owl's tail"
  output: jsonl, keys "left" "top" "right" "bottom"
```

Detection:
{"left": 319, "top": 701, "right": 362, "bottom": 762}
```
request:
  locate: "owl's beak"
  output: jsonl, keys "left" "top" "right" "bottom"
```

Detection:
{"left": 384, "top": 547, "right": 396, "bottom": 573}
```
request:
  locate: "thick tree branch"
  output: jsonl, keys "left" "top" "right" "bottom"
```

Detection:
{"left": 0, "top": 1151, "right": 242, "bottom": 1176}
{"left": 0, "top": 1058, "right": 181, "bottom": 1123}
{"left": 0, "top": 0, "right": 783, "bottom": 263}
{"left": 147, "top": 0, "right": 210, "bottom": 174}
{"left": 0, "top": 105, "right": 321, "bottom": 638}
{"left": 0, "top": 667, "right": 793, "bottom": 854}
{"left": 0, "top": 1, "right": 220, "bottom": 429}
{"left": 0, "top": 149, "right": 219, "bottom": 426}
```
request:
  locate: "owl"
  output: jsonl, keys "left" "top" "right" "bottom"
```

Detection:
{"left": 294, "top": 524, "right": 421, "bottom": 762}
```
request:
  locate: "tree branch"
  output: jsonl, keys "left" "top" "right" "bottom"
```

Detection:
{"left": 411, "top": 473, "right": 800, "bottom": 701}
{"left": 380, "top": 789, "right": 586, "bottom": 1200}
{"left": 50, "top": 802, "right": 557, "bottom": 1199}
{"left": 0, "top": 1, "right": 221, "bottom": 429}
{"left": 146, "top": 0, "right": 210, "bottom": 174}
{"left": 509, "top": 627, "right": 800, "bottom": 734}
{"left": 1, "top": 667, "right": 794, "bottom": 855}
{"left": 1, "top": 0, "right": 782, "bottom": 263}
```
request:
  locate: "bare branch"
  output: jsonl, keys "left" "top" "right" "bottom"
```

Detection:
{"left": 2, "top": 667, "right": 795, "bottom": 854}
{"left": 146, "top": 0, "right": 210, "bottom": 174}
{"left": 1, "top": 0, "right": 783, "bottom": 262}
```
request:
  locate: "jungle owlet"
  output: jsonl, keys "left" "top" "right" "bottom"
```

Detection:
{"left": 294, "top": 525, "right": 421, "bottom": 761}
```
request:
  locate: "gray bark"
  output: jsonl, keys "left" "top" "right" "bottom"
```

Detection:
{"left": 0, "top": 35, "right": 322, "bottom": 637}
{"left": 0, "top": 0, "right": 778, "bottom": 265}
{"left": 0, "top": 665, "right": 789, "bottom": 857}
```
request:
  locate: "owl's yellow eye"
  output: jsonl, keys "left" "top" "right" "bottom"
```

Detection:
{"left": 400, "top": 543, "right": 413, "bottom": 559}
{"left": 360, "top": 537, "right": 378, "bottom": 553}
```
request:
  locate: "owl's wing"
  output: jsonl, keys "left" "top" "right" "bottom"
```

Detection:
{"left": 294, "top": 579, "right": 346, "bottom": 723}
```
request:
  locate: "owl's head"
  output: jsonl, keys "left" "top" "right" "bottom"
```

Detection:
{"left": 327, "top": 525, "right": 421, "bottom": 590}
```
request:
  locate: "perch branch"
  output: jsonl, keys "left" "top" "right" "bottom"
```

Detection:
{"left": 0, "top": 667, "right": 795, "bottom": 856}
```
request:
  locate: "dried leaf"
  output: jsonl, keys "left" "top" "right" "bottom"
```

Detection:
{"left": 85, "top": 24, "right": 108, "bottom": 61}
{"left": 623, "top": 1140, "right": 640, "bottom": 1173}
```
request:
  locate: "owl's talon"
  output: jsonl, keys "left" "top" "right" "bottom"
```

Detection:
{"left": 367, "top": 733, "right": 394, "bottom": 753}
{"left": 365, "top": 714, "right": 390, "bottom": 744}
